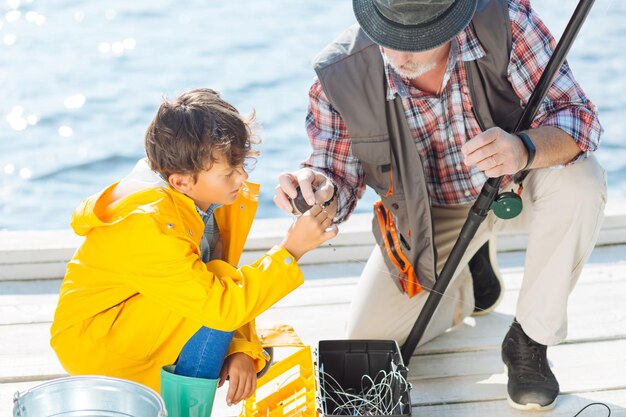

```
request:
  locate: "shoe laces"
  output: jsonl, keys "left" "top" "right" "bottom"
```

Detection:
{"left": 507, "top": 333, "right": 552, "bottom": 382}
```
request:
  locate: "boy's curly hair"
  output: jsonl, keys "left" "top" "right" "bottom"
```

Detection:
{"left": 145, "top": 88, "right": 259, "bottom": 182}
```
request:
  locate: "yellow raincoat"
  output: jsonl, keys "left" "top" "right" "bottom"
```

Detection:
{"left": 50, "top": 160, "right": 304, "bottom": 391}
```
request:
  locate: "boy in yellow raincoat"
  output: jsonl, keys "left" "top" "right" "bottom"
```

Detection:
{"left": 50, "top": 88, "right": 337, "bottom": 415}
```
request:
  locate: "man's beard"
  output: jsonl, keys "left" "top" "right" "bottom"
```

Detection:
{"left": 388, "top": 60, "right": 437, "bottom": 79}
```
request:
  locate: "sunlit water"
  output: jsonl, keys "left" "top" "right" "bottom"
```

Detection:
{"left": 1, "top": 0, "right": 624, "bottom": 230}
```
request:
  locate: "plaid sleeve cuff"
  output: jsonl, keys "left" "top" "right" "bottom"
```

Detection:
{"left": 536, "top": 103, "right": 603, "bottom": 165}
{"left": 310, "top": 167, "right": 361, "bottom": 223}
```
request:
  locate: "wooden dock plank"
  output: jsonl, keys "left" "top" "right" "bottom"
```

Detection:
{"left": 2, "top": 273, "right": 626, "bottom": 381}
{"left": 2, "top": 255, "right": 625, "bottom": 326}
{"left": 2, "top": 255, "right": 626, "bottom": 363}
{"left": 4, "top": 372, "right": 626, "bottom": 416}
{"left": 415, "top": 280, "right": 626, "bottom": 355}
{"left": 408, "top": 339, "right": 626, "bottom": 405}
{"left": 1, "top": 243, "right": 625, "bottom": 416}
{"left": 415, "top": 389, "right": 626, "bottom": 417}
{"left": 2, "top": 197, "right": 625, "bottom": 281}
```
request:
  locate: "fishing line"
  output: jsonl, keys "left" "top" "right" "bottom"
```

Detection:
{"left": 572, "top": 402, "right": 611, "bottom": 416}
{"left": 250, "top": 322, "right": 611, "bottom": 417}
{"left": 318, "top": 365, "right": 410, "bottom": 416}
{"left": 599, "top": 0, "right": 616, "bottom": 15}
{"left": 261, "top": 364, "right": 611, "bottom": 417}
{"left": 324, "top": 241, "right": 502, "bottom": 318}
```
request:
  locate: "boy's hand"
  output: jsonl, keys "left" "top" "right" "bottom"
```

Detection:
{"left": 218, "top": 352, "right": 257, "bottom": 406}
{"left": 280, "top": 204, "right": 338, "bottom": 260}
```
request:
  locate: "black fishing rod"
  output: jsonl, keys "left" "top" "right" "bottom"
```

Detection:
{"left": 401, "top": 0, "right": 597, "bottom": 365}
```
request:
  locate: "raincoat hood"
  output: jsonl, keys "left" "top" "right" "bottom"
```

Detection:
{"left": 71, "top": 159, "right": 179, "bottom": 236}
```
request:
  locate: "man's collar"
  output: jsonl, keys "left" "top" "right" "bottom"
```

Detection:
{"left": 383, "top": 25, "right": 485, "bottom": 101}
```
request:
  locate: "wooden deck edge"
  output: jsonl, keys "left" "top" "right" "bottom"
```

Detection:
{"left": 1, "top": 199, "right": 625, "bottom": 281}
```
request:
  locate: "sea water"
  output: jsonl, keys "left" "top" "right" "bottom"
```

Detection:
{"left": 1, "top": 0, "right": 624, "bottom": 230}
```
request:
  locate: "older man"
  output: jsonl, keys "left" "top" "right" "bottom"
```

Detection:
{"left": 275, "top": 0, "right": 606, "bottom": 410}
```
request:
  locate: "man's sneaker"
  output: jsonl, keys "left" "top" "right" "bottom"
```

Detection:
{"left": 468, "top": 239, "right": 503, "bottom": 315}
{"left": 502, "top": 319, "right": 560, "bottom": 410}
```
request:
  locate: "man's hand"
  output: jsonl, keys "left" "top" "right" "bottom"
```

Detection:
{"left": 274, "top": 168, "right": 336, "bottom": 214}
{"left": 218, "top": 352, "right": 257, "bottom": 406}
{"left": 462, "top": 127, "right": 529, "bottom": 177}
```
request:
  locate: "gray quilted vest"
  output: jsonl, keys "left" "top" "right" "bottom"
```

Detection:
{"left": 313, "top": 0, "right": 523, "bottom": 293}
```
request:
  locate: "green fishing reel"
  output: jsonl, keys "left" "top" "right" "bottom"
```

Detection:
{"left": 491, "top": 191, "right": 523, "bottom": 219}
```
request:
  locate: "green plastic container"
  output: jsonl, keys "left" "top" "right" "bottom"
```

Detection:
{"left": 160, "top": 365, "right": 219, "bottom": 417}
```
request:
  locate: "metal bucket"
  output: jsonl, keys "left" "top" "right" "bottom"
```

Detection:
{"left": 13, "top": 375, "right": 167, "bottom": 417}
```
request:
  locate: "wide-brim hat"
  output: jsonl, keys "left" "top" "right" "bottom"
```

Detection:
{"left": 353, "top": 0, "right": 478, "bottom": 52}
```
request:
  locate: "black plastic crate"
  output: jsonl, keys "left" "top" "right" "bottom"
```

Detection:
{"left": 318, "top": 340, "right": 412, "bottom": 416}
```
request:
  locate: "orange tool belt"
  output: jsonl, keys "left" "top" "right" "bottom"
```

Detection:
{"left": 374, "top": 200, "right": 423, "bottom": 298}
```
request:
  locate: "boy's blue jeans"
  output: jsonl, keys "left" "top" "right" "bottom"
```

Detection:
{"left": 174, "top": 327, "right": 235, "bottom": 379}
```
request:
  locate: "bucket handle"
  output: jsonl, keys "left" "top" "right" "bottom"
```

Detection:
{"left": 13, "top": 391, "right": 24, "bottom": 417}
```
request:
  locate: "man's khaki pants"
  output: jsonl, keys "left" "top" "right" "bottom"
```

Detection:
{"left": 346, "top": 155, "right": 607, "bottom": 347}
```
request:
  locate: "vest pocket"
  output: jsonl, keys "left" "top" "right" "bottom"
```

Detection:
{"left": 350, "top": 138, "right": 393, "bottom": 196}
{"left": 374, "top": 200, "right": 422, "bottom": 298}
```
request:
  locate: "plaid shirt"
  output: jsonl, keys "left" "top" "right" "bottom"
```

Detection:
{"left": 197, "top": 204, "right": 220, "bottom": 263}
{"left": 303, "top": 0, "right": 602, "bottom": 222}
